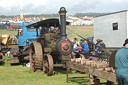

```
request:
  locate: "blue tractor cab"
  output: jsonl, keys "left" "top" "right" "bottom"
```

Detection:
{"left": 18, "top": 22, "right": 40, "bottom": 47}
{"left": 9, "top": 22, "right": 40, "bottom": 65}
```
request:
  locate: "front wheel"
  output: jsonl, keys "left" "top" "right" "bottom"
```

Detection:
{"left": 43, "top": 54, "right": 53, "bottom": 76}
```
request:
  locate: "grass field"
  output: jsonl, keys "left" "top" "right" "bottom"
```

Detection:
{"left": 1, "top": 56, "right": 90, "bottom": 85}
{"left": 67, "top": 25, "right": 93, "bottom": 40}
{"left": 0, "top": 56, "right": 106, "bottom": 85}
{"left": 0, "top": 26, "right": 106, "bottom": 85}
{"left": 0, "top": 29, "right": 18, "bottom": 36}
{"left": 0, "top": 25, "right": 94, "bottom": 40}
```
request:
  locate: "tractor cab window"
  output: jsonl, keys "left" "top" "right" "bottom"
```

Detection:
{"left": 18, "top": 28, "right": 23, "bottom": 36}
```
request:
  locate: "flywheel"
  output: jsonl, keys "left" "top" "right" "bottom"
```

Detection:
{"left": 43, "top": 54, "right": 53, "bottom": 76}
{"left": 29, "top": 42, "right": 43, "bottom": 72}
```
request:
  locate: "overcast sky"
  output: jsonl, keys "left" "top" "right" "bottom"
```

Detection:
{"left": 0, "top": 0, "right": 128, "bottom": 15}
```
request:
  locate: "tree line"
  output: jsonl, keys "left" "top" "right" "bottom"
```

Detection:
{"left": 0, "top": 13, "right": 107, "bottom": 19}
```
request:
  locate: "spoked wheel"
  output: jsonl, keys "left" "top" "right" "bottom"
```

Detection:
{"left": 43, "top": 54, "right": 53, "bottom": 76}
{"left": 29, "top": 42, "right": 43, "bottom": 72}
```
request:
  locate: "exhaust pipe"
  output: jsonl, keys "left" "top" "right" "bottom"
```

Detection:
{"left": 56, "top": 7, "right": 72, "bottom": 56}
{"left": 59, "top": 7, "right": 67, "bottom": 38}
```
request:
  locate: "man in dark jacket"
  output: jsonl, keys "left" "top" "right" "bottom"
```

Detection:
{"left": 99, "top": 39, "right": 106, "bottom": 55}
{"left": 100, "top": 40, "right": 106, "bottom": 48}
{"left": 115, "top": 39, "right": 128, "bottom": 85}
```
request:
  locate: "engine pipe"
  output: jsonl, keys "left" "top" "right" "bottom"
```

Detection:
{"left": 56, "top": 7, "right": 73, "bottom": 56}
{"left": 59, "top": 7, "right": 67, "bottom": 37}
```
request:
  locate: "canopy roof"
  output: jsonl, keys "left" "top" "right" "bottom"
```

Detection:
{"left": 26, "top": 19, "right": 70, "bottom": 28}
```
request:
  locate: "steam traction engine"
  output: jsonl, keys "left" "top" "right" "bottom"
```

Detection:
{"left": 28, "top": 7, "right": 72, "bottom": 75}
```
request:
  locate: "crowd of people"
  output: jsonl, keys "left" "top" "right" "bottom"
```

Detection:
{"left": 71, "top": 38, "right": 106, "bottom": 61}
{"left": 72, "top": 37, "right": 128, "bottom": 84}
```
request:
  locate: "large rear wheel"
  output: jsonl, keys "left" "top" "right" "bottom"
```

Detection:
{"left": 29, "top": 42, "right": 43, "bottom": 72}
{"left": 43, "top": 54, "right": 53, "bottom": 76}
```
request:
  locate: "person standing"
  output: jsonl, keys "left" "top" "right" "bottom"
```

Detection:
{"left": 99, "top": 39, "right": 106, "bottom": 55}
{"left": 95, "top": 39, "right": 101, "bottom": 55}
{"left": 81, "top": 40, "right": 89, "bottom": 59}
{"left": 100, "top": 40, "right": 106, "bottom": 48}
{"left": 115, "top": 39, "right": 128, "bottom": 85}
{"left": 98, "top": 39, "right": 107, "bottom": 62}
{"left": 80, "top": 39, "right": 84, "bottom": 45}
{"left": 73, "top": 38, "right": 78, "bottom": 49}
{"left": 73, "top": 45, "right": 81, "bottom": 58}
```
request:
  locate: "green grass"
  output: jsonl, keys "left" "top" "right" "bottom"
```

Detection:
{"left": 67, "top": 25, "right": 94, "bottom": 40}
{"left": 0, "top": 29, "right": 18, "bottom": 36}
{"left": 0, "top": 56, "right": 106, "bottom": 85}
{"left": 0, "top": 26, "right": 94, "bottom": 40}
{"left": 0, "top": 56, "right": 89, "bottom": 85}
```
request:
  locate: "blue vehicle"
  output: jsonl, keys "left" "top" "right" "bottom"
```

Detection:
{"left": 18, "top": 22, "right": 39, "bottom": 47}
{"left": 10, "top": 22, "right": 40, "bottom": 65}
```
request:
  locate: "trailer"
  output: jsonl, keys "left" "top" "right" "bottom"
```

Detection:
{"left": 94, "top": 10, "right": 128, "bottom": 50}
{"left": 66, "top": 58, "right": 117, "bottom": 85}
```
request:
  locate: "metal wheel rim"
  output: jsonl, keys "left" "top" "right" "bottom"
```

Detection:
{"left": 43, "top": 54, "right": 53, "bottom": 76}
{"left": 30, "top": 45, "right": 35, "bottom": 72}
{"left": 29, "top": 42, "right": 43, "bottom": 72}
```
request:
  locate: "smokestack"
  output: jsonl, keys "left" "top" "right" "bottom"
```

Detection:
{"left": 59, "top": 7, "right": 67, "bottom": 37}
{"left": 56, "top": 7, "right": 73, "bottom": 56}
